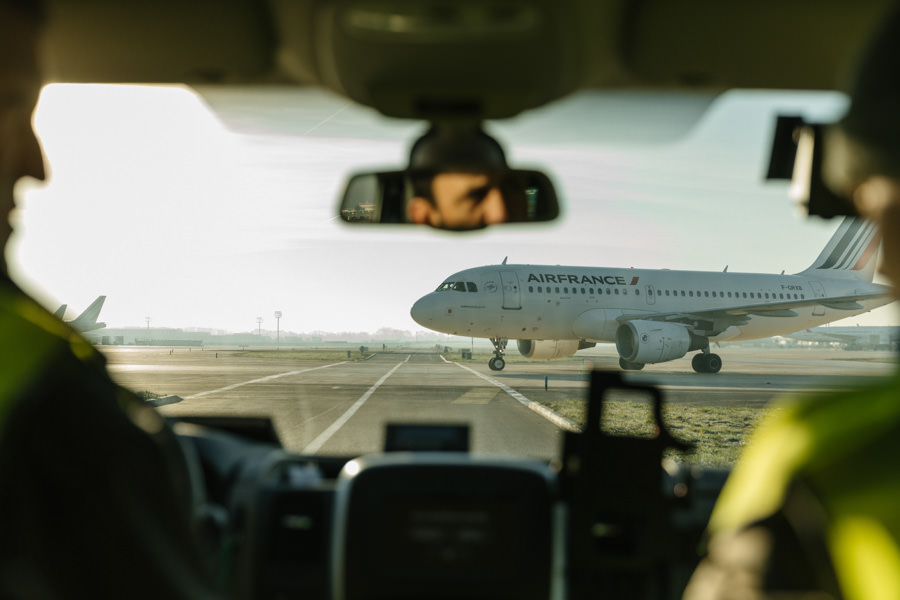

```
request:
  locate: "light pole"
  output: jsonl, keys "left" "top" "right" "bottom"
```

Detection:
{"left": 256, "top": 317, "right": 263, "bottom": 337}
{"left": 274, "top": 311, "right": 282, "bottom": 350}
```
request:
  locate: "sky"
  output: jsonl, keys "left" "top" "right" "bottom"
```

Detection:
{"left": 8, "top": 84, "right": 898, "bottom": 334}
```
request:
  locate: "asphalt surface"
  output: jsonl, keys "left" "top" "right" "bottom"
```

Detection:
{"left": 102, "top": 345, "right": 897, "bottom": 461}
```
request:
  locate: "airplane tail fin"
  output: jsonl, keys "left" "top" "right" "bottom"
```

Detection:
{"left": 798, "top": 217, "right": 880, "bottom": 282}
{"left": 69, "top": 296, "right": 107, "bottom": 331}
{"left": 53, "top": 304, "right": 67, "bottom": 319}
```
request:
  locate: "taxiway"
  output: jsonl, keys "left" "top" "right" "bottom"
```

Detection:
{"left": 102, "top": 345, "right": 896, "bottom": 460}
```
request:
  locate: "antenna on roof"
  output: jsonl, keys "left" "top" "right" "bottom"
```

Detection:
{"left": 502, "top": 256, "right": 508, "bottom": 265}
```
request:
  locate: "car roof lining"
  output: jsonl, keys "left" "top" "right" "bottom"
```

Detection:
{"left": 41, "top": 0, "right": 893, "bottom": 117}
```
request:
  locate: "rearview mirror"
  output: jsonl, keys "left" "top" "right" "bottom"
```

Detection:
{"left": 340, "top": 169, "right": 559, "bottom": 230}
{"left": 338, "top": 168, "right": 560, "bottom": 230}
{"left": 338, "top": 122, "right": 560, "bottom": 231}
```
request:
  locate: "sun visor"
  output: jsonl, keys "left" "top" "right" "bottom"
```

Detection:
{"left": 42, "top": 0, "right": 276, "bottom": 84}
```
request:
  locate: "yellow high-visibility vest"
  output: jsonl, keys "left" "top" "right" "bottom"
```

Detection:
{"left": 0, "top": 283, "right": 104, "bottom": 431}
{"left": 710, "top": 372, "right": 900, "bottom": 600}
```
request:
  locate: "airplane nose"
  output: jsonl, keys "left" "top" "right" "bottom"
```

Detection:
{"left": 410, "top": 295, "right": 437, "bottom": 327}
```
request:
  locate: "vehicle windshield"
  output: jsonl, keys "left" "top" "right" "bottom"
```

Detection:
{"left": 12, "top": 84, "right": 898, "bottom": 465}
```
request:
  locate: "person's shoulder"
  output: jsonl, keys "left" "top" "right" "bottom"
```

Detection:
{"left": 708, "top": 372, "right": 900, "bottom": 534}
{"left": 0, "top": 279, "right": 104, "bottom": 372}
{"left": 783, "top": 372, "right": 900, "bottom": 435}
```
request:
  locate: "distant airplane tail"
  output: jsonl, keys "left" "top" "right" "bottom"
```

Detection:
{"left": 798, "top": 217, "right": 880, "bottom": 282}
{"left": 69, "top": 296, "right": 107, "bottom": 332}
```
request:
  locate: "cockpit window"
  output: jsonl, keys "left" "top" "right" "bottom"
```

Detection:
{"left": 435, "top": 281, "right": 475, "bottom": 292}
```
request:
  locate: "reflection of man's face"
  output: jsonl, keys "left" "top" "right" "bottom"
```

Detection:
{"left": 409, "top": 171, "right": 507, "bottom": 229}
{"left": 0, "top": 5, "right": 46, "bottom": 273}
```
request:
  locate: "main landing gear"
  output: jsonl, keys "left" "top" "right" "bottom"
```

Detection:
{"left": 691, "top": 351, "right": 722, "bottom": 374}
{"left": 488, "top": 337, "right": 507, "bottom": 371}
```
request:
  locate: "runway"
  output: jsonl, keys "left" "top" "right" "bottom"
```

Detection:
{"left": 101, "top": 345, "right": 897, "bottom": 461}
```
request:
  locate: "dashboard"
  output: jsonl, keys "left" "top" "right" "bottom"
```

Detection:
{"left": 175, "top": 371, "right": 728, "bottom": 600}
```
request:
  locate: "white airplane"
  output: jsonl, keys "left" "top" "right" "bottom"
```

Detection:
{"left": 54, "top": 296, "right": 107, "bottom": 333}
{"left": 410, "top": 218, "right": 893, "bottom": 373}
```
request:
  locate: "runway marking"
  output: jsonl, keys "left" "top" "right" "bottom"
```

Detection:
{"left": 453, "top": 363, "right": 581, "bottom": 432}
{"left": 452, "top": 388, "right": 500, "bottom": 404}
{"left": 299, "top": 403, "right": 343, "bottom": 425}
{"left": 183, "top": 362, "right": 347, "bottom": 400}
{"left": 302, "top": 357, "right": 410, "bottom": 454}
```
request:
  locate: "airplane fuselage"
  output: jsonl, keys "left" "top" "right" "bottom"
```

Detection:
{"left": 411, "top": 264, "right": 891, "bottom": 343}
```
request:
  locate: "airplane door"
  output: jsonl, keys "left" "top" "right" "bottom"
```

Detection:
{"left": 808, "top": 280, "right": 826, "bottom": 316}
{"left": 645, "top": 284, "right": 656, "bottom": 305}
{"left": 500, "top": 271, "right": 521, "bottom": 310}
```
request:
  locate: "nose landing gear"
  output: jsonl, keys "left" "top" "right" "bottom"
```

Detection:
{"left": 488, "top": 337, "right": 508, "bottom": 371}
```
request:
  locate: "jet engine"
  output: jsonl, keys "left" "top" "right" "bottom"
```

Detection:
{"left": 517, "top": 339, "right": 595, "bottom": 360}
{"left": 615, "top": 320, "right": 703, "bottom": 364}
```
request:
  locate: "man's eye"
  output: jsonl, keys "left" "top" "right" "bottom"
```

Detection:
{"left": 468, "top": 186, "right": 491, "bottom": 203}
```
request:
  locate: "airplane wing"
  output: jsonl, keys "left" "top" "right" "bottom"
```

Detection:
{"left": 616, "top": 290, "right": 894, "bottom": 338}
{"left": 810, "top": 331, "right": 865, "bottom": 343}
{"left": 784, "top": 329, "right": 848, "bottom": 343}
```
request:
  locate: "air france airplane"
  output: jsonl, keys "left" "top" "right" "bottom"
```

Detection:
{"left": 410, "top": 218, "right": 893, "bottom": 373}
